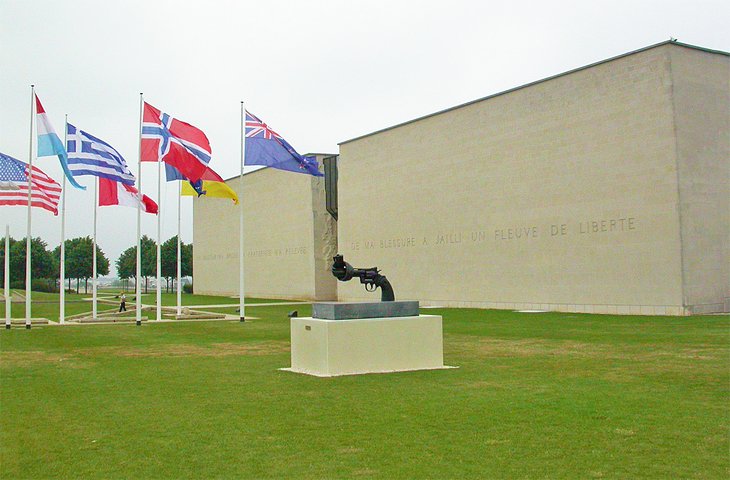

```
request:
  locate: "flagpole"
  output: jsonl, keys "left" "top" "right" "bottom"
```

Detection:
{"left": 26, "top": 85, "right": 34, "bottom": 330}
{"left": 176, "top": 182, "right": 182, "bottom": 316}
{"left": 239, "top": 101, "right": 245, "bottom": 322}
{"left": 5, "top": 225, "right": 10, "bottom": 329}
{"left": 92, "top": 177, "right": 98, "bottom": 319}
{"left": 156, "top": 137, "right": 162, "bottom": 322}
{"left": 136, "top": 93, "right": 143, "bottom": 327}
{"left": 60, "top": 115, "right": 67, "bottom": 325}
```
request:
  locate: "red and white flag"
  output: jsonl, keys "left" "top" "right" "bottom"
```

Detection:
{"left": 98, "top": 177, "right": 158, "bottom": 214}
{"left": 140, "top": 102, "right": 211, "bottom": 183}
{"left": 0, "top": 151, "right": 61, "bottom": 215}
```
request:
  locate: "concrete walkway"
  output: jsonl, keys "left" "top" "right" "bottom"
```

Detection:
{"left": 4, "top": 293, "right": 310, "bottom": 327}
{"left": 85, "top": 295, "right": 308, "bottom": 310}
{"left": 0, "top": 290, "right": 25, "bottom": 302}
{"left": 51, "top": 299, "right": 309, "bottom": 326}
{"left": 183, "top": 301, "right": 309, "bottom": 309}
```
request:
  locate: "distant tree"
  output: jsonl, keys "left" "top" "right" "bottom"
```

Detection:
{"left": 140, "top": 235, "right": 156, "bottom": 293}
{"left": 160, "top": 236, "right": 178, "bottom": 293}
{"left": 8, "top": 237, "right": 57, "bottom": 287}
{"left": 181, "top": 242, "right": 193, "bottom": 279}
{"left": 59, "top": 237, "right": 109, "bottom": 294}
{"left": 65, "top": 237, "right": 86, "bottom": 292}
{"left": 52, "top": 244, "right": 64, "bottom": 290}
{"left": 54, "top": 238, "right": 84, "bottom": 292}
{"left": 160, "top": 236, "right": 193, "bottom": 293}
{"left": 95, "top": 243, "right": 110, "bottom": 276}
{"left": 116, "top": 246, "right": 136, "bottom": 283}
{"left": 0, "top": 236, "right": 17, "bottom": 288}
{"left": 116, "top": 236, "right": 157, "bottom": 293}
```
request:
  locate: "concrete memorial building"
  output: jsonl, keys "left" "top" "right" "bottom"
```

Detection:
{"left": 193, "top": 41, "right": 729, "bottom": 315}
{"left": 192, "top": 154, "right": 337, "bottom": 301}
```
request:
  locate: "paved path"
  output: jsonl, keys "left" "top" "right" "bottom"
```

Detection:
{"left": 53, "top": 300, "right": 307, "bottom": 325}
{"left": 182, "top": 301, "right": 309, "bottom": 309}
{"left": 0, "top": 290, "right": 25, "bottom": 302}
{"left": 80, "top": 297, "right": 309, "bottom": 310}
{"left": 7, "top": 296, "right": 310, "bottom": 327}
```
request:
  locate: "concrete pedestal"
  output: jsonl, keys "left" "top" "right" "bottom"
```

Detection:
{"left": 286, "top": 314, "right": 447, "bottom": 377}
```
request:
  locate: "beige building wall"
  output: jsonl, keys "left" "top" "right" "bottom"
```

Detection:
{"left": 669, "top": 47, "right": 730, "bottom": 313}
{"left": 193, "top": 155, "right": 337, "bottom": 300}
{"left": 337, "top": 42, "right": 729, "bottom": 315}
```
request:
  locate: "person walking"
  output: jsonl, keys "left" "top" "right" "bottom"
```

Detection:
{"left": 119, "top": 292, "right": 127, "bottom": 312}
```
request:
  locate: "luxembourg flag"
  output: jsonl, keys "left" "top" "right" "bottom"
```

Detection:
{"left": 98, "top": 177, "right": 158, "bottom": 214}
{"left": 35, "top": 94, "right": 85, "bottom": 190}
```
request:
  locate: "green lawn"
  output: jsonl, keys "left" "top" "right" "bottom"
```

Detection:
{"left": 1, "top": 305, "right": 728, "bottom": 479}
{"left": 2, "top": 291, "right": 97, "bottom": 321}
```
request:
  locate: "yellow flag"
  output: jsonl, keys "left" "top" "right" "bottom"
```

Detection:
{"left": 181, "top": 180, "right": 239, "bottom": 204}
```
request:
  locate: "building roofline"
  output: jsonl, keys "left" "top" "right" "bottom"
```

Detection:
{"left": 307, "top": 152, "right": 338, "bottom": 157}
{"left": 224, "top": 168, "right": 263, "bottom": 182}
{"left": 339, "top": 40, "right": 729, "bottom": 146}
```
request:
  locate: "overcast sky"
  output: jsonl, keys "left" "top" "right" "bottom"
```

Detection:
{"left": 1, "top": 0, "right": 728, "bottom": 275}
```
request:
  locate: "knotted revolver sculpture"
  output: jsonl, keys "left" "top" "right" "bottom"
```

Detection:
{"left": 331, "top": 254, "right": 395, "bottom": 302}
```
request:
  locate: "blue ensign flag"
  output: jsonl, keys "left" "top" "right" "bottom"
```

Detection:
{"left": 66, "top": 124, "right": 135, "bottom": 185}
{"left": 244, "top": 111, "right": 322, "bottom": 177}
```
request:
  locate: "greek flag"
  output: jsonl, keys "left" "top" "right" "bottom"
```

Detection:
{"left": 66, "top": 123, "right": 135, "bottom": 185}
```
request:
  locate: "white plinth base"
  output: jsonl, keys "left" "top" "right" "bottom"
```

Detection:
{"left": 287, "top": 314, "right": 449, "bottom": 377}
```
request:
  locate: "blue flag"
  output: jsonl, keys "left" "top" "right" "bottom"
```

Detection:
{"left": 35, "top": 94, "right": 85, "bottom": 190}
{"left": 243, "top": 111, "right": 322, "bottom": 177}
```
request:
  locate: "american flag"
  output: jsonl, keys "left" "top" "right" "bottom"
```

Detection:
{"left": 0, "top": 152, "right": 62, "bottom": 215}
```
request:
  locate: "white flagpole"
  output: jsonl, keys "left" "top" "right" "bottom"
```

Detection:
{"left": 176, "top": 182, "right": 182, "bottom": 316}
{"left": 136, "top": 93, "right": 143, "bottom": 326}
{"left": 92, "top": 178, "right": 98, "bottom": 319}
{"left": 25, "top": 85, "right": 34, "bottom": 330}
{"left": 239, "top": 101, "right": 245, "bottom": 322}
{"left": 5, "top": 225, "right": 10, "bottom": 329}
{"left": 156, "top": 140, "right": 162, "bottom": 322}
{"left": 60, "top": 115, "right": 68, "bottom": 325}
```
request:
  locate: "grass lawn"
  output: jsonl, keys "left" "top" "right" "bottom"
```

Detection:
{"left": 1, "top": 305, "right": 728, "bottom": 479}
{"left": 2, "top": 291, "right": 95, "bottom": 322}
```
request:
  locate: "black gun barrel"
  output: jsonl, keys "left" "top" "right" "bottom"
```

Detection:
{"left": 331, "top": 254, "right": 395, "bottom": 302}
{"left": 332, "top": 254, "right": 354, "bottom": 281}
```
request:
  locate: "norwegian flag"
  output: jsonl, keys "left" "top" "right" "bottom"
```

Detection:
{"left": 140, "top": 103, "right": 211, "bottom": 183}
{"left": 244, "top": 111, "right": 322, "bottom": 177}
